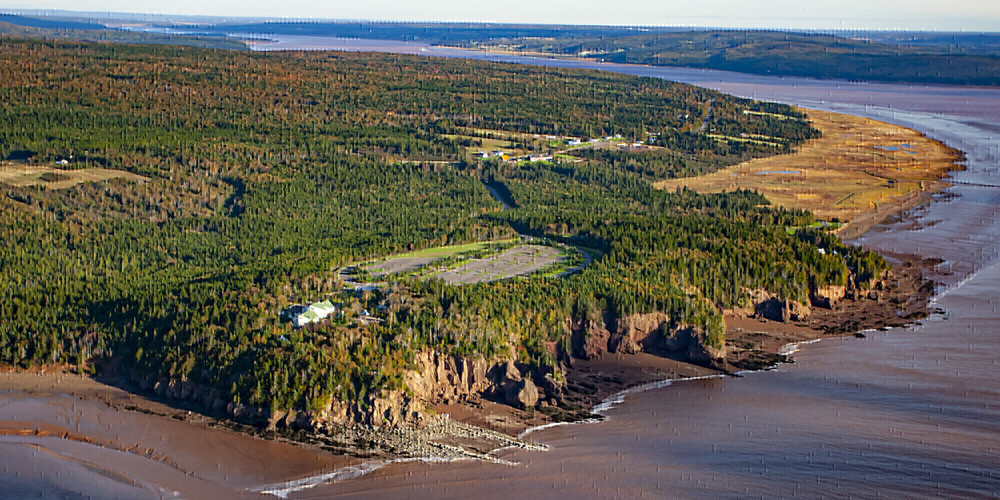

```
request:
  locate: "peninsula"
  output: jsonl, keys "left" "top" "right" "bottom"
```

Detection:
{"left": 0, "top": 36, "right": 958, "bottom": 464}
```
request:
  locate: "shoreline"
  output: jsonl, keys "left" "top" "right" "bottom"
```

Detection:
{"left": 248, "top": 294, "right": 938, "bottom": 497}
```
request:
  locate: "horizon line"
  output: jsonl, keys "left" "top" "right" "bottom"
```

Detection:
{"left": 3, "top": 8, "right": 1000, "bottom": 34}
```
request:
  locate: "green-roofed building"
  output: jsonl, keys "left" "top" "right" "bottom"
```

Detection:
{"left": 293, "top": 300, "right": 338, "bottom": 328}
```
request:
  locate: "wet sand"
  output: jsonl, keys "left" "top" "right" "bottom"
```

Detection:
{"left": 0, "top": 372, "right": 356, "bottom": 498}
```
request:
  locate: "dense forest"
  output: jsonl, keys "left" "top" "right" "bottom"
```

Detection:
{"left": 0, "top": 38, "right": 886, "bottom": 414}
{"left": 467, "top": 30, "right": 1000, "bottom": 86}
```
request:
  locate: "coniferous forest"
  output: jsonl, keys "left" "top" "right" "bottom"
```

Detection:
{"left": 0, "top": 38, "right": 886, "bottom": 413}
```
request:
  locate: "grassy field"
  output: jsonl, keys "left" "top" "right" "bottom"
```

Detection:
{"left": 440, "top": 134, "right": 515, "bottom": 156}
{"left": 384, "top": 240, "right": 517, "bottom": 260}
{"left": 0, "top": 164, "right": 148, "bottom": 189}
{"left": 705, "top": 134, "right": 784, "bottom": 148}
{"left": 655, "top": 108, "right": 963, "bottom": 236}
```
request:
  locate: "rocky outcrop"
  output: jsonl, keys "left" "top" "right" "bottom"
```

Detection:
{"left": 491, "top": 360, "right": 538, "bottom": 409}
{"left": 659, "top": 325, "right": 727, "bottom": 366}
{"left": 404, "top": 351, "right": 493, "bottom": 404}
{"left": 755, "top": 298, "right": 811, "bottom": 322}
{"left": 608, "top": 312, "right": 670, "bottom": 355}
{"left": 540, "top": 373, "right": 565, "bottom": 399}
{"left": 682, "top": 328, "right": 727, "bottom": 365}
{"left": 727, "top": 288, "right": 777, "bottom": 317}
{"left": 142, "top": 375, "right": 230, "bottom": 416}
{"left": 810, "top": 285, "right": 846, "bottom": 309}
{"left": 504, "top": 378, "right": 539, "bottom": 409}
{"left": 269, "top": 390, "right": 426, "bottom": 431}
{"left": 599, "top": 312, "right": 725, "bottom": 367}
{"left": 789, "top": 301, "right": 811, "bottom": 321}
{"left": 570, "top": 319, "right": 610, "bottom": 359}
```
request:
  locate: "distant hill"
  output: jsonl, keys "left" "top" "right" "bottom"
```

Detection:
{"left": 198, "top": 21, "right": 1000, "bottom": 86}
{"left": 846, "top": 31, "right": 1000, "bottom": 55}
{"left": 0, "top": 20, "right": 248, "bottom": 51}
{"left": 199, "top": 21, "right": 683, "bottom": 43}
{"left": 5, "top": 13, "right": 997, "bottom": 85}
{"left": 471, "top": 30, "right": 1000, "bottom": 86}
{"left": 0, "top": 13, "right": 106, "bottom": 31}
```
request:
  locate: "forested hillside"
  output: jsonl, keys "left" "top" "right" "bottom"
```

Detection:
{"left": 0, "top": 38, "right": 883, "bottom": 415}
{"left": 467, "top": 30, "right": 1000, "bottom": 86}
{"left": 0, "top": 20, "right": 250, "bottom": 51}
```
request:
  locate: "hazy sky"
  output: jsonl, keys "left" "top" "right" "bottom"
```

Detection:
{"left": 6, "top": 0, "right": 1000, "bottom": 31}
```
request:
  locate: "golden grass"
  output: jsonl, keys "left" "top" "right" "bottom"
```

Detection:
{"left": 654, "top": 108, "right": 963, "bottom": 235}
{"left": 0, "top": 164, "right": 148, "bottom": 189}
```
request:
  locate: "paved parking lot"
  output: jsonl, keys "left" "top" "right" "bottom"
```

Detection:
{"left": 434, "top": 245, "right": 565, "bottom": 284}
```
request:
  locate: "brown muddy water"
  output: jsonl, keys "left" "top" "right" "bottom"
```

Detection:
{"left": 3, "top": 37, "right": 1000, "bottom": 498}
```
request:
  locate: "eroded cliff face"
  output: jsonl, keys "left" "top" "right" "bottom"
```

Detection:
{"left": 135, "top": 349, "right": 569, "bottom": 433}
{"left": 143, "top": 275, "right": 899, "bottom": 433}
{"left": 810, "top": 285, "right": 847, "bottom": 309}
{"left": 141, "top": 277, "right": 890, "bottom": 433}
{"left": 300, "top": 354, "right": 563, "bottom": 430}
{"left": 609, "top": 312, "right": 671, "bottom": 355}
{"left": 571, "top": 318, "right": 610, "bottom": 360}
{"left": 610, "top": 312, "right": 726, "bottom": 366}
{"left": 402, "top": 353, "right": 558, "bottom": 412}
{"left": 404, "top": 351, "right": 493, "bottom": 404}
{"left": 131, "top": 266, "right": 908, "bottom": 435}
{"left": 570, "top": 311, "right": 726, "bottom": 368}
{"left": 755, "top": 297, "right": 812, "bottom": 322}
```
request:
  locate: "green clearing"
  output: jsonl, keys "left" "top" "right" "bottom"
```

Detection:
{"left": 785, "top": 221, "right": 845, "bottom": 235}
{"left": 440, "top": 134, "right": 514, "bottom": 156}
{"left": 743, "top": 110, "right": 794, "bottom": 120}
{"left": 706, "top": 134, "right": 784, "bottom": 148}
{"left": 388, "top": 239, "right": 517, "bottom": 260}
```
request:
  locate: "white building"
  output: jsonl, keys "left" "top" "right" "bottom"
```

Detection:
{"left": 293, "top": 300, "right": 338, "bottom": 328}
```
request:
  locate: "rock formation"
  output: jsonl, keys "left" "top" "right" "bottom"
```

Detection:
{"left": 810, "top": 284, "right": 847, "bottom": 308}
{"left": 755, "top": 297, "right": 811, "bottom": 322}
